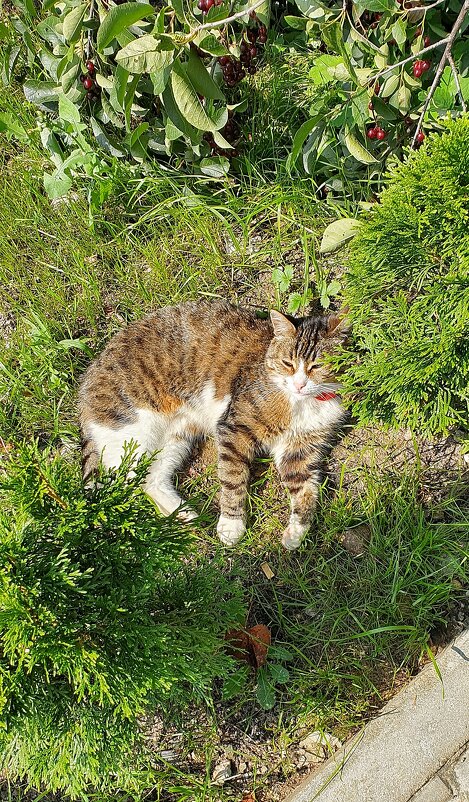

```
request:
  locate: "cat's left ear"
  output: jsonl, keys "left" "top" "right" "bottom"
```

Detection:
{"left": 270, "top": 310, "right": 297, "bottom": 338}
{"left": 325, "top": 308, "right": 351, "bottom": 340}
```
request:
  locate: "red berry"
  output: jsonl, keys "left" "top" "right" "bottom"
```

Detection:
{"left": 421, "top": 59, "right": 431, "bottom": 72}
{"left": 376, "top": 128, "right": 386, "bottom": 140}
{"left": 85, "top": 60, "right": 95, "bottom": 73}
{"left": 374, "top": 82, "right": 380, "bottom": 95}
{"left": 367, "top": 127, "right": 377, "bottom": 139}
{"left": 250, "top": 46, "right": 257, "bottom": 57}
{"left": 368, "top": 101, "right": 374, "bottom": 110}
{"left": 415, "top": 27, "right": 422, "bottom": 37}
{"left": 83, "top": 76, "right": 94, "bottom": 90}
{"left": 424, "top": 35, "right": 431, "bottom": 47}
{"left": 413, "top": 62, "right": 423, "bottom": 78}
{"left": 416, "top": 130, "right": 425, "bottom": 143}
{"left": 219, "top": 55, "right": 230, "bottom": 65}
{"left": 206, "top": 0, "right": 214, "bottom": 8}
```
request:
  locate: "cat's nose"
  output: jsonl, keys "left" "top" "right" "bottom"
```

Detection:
{"left": 293, "top": 376, "right": 307, "bottom": 391}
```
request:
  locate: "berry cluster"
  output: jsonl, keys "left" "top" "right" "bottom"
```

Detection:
{"left": 197, "top": 0, "right": 222, "bottom": 13}
{"left": 367, "top": 125, "right": 387, "bottom": 140}
{"left": 79, "top": 60, "right": 100, "bottom": 102}
{"left": 413, "top": 58, "right": 431, "bottom": 78}
{"left": 217, "top": 22, "right": 266, "bottom": 86}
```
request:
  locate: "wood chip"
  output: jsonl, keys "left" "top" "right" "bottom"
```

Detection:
{"left": 260, "top": 561, "right": 275, "bottom": 579}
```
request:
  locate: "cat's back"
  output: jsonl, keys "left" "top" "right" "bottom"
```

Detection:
{"left": 79, "top": 300, "right": 271, "bottom": 424}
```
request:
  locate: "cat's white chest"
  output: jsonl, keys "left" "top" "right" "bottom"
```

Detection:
{"left": 290, "top": 395, "right": 343, "bottom": 434}
{"left": 270, "top": 395, "right": 343, "bottom": 464}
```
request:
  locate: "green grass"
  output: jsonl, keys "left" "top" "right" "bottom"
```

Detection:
{"left": 1, "top": 83, "right": 468, "bottom": 802}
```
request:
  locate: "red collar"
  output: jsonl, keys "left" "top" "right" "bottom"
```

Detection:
{"left": 314, "top": 391, "right": 338, "bottom": 402}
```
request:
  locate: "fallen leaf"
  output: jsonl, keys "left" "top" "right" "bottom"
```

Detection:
{"left": 224, "top": 629, "right": 250, "bottom": 663}
{"left": 247, "top": 624, "right": 271, "bottom": 668}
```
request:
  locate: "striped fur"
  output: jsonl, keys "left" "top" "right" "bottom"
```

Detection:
{"left": 78, "top": 301, "right": 350, "bottom": 549}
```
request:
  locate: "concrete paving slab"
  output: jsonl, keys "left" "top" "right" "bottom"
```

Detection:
{"left": 285, "top": 629, "right": 469, "bottom": 802}
{"left": 409, "top": 776, "right": 452, "bottom": 802}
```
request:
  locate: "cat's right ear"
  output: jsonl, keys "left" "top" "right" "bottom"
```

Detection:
{"left": 270, "top": 310, "right": 296, "bottom": 338}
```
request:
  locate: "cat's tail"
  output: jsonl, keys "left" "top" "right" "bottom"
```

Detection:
{"left": 80, "top": 430, "right": 100, "bottom": 485}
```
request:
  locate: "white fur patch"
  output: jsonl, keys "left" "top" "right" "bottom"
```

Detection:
{"left": 86, "top": 382, "right": 231, "bottom": 518}
{"left": 271, "top": 394, "right": 343, "bottom": 465}
{"left": 217, "top": 515, "right": 246, "bottom": 546}
{"left": 282, "top": 515, "right": 308, "bottom": 550}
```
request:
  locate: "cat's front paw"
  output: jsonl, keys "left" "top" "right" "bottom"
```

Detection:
{"left": 217, "top": 515, "right": 245, "bottom": 547}
{"left": 282, "top": 519, "right": 308, "bottom": 551}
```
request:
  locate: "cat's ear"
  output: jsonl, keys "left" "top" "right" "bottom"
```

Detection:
{"left": 270, "top": 310, "right": 296, "bottom": 338}
{"left": 325, "top": 308, "right": 351, "bottom": 339}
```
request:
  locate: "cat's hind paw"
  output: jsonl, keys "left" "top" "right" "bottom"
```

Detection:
{"left": 217, "top": 516, "right": 245, "bottom": 547}
{"left": 282, "top": 519, "right": 308, "bottom": 551}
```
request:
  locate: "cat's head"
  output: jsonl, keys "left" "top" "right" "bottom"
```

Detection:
{"left": 265, "top": 309, "right": 350, "bottom": 400}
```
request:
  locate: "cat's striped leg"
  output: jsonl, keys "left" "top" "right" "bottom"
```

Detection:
{"left": 274, "top": 445, "right": 323, "bottom": 550}
{"left": 216, "top": 422, "right": 255, "bottom": 546}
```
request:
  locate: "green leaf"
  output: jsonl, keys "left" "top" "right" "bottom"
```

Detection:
{"left": 344, "top": 130, "right": 379, "bottom": 165}
{"left": 267, "top": 663, "right": 290, "bottom": 684}
{"left": 115, "top": 34, "right": 174, "bottom": 73}
{"left": 320, "top": 217, "right": 361, "bottom": 254}
{"left": 374, "top": 43, "right": 389, "bottom": 70}
{"left": 391, "top": 18, "right": 407, "bottom": 51}
{"left": 221, "top": 667, "right": 248, "bottom": 701}
{"left": 23, "top": 80, "right": 59, "bottom": 107}
{"left": 198, "top": 35, "right": 229, "bottom": 56}
{"left": 150, "top": 64, "right": 172, "bottom": 95}
{"left": 397, "top": 84, "right": 411, "bottom": 113}
{"left": 97, "top": 3, "right": 155, "bottom": 52}
{"left": 256, "top": 667, "right": 276, "bottom": 710}
{"left": 309, "top": 55, "right": 343, "bottom": 86}
{"left": 355, "top": 0, "right": 395, "bottom": 12}
{"left": 90, "top": 117, "right": 126, "bottom": 156}
{"left": 161, "top": 82, "right": 199, "bottom": 140}
{"left": 62, "top": 4, "right": 86, "bottom": 44}
{"left": 294, "top": 0, "right": 327, "bottom": 20}
{"left": 123, "top": 72, "right": 139, "bottom": 131}
{"left": 199, "top": 156, "right": 230, "bottom": 177}
{"left": 284, "top": 15, "right": 308, "bottom": 28}
{"left": 371, "top": 96, "right": 397, "bottom": 120}
{"left": 0, "top": 112, "right": 29, "bottom": 142}
{"left": 287, "top": 116, "right": 320, "bottom": 170}
{"left": 187, "top": 48, "right": 225, "bottom": 101}
{"left": 58, "top": 94, "right": 80, "bottom": 124}
{"left": 43, "top": 171, "right": 73, "bottom": 199}
{"left": 322, "top": 22, "right": 357, "bottom": 82}
{"left": 268, "top": 644, "right": 294, "bottom": 661}
{"left": 170, "top": 58, "right": 226, "bottom": 132}
{"left": 381, "top": 74, "right": 399, "bottom": 99}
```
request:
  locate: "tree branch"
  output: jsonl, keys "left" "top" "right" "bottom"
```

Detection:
{"left": 371, "top": 38, "right": 449, "bottom": 83}
{"left": 193, "top": 0, "right": 265, "bottom": 33}
{"left": 411, "top": 0, "right": 469, "bottom": 148}
{"left": 448, "top": 50, "right": 467, "bottom": 112}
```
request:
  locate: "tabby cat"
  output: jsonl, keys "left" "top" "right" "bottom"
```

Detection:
{"left": 79, "top": 301, "right": 349, "bottom": 550}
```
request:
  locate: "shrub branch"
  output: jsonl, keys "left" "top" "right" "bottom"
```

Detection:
{"left": 411, "top": 0, "right": 469, "bottom": 147}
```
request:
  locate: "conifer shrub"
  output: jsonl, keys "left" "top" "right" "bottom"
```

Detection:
{"left": 331, "top": 116, "right": 469, "bottom": 438}
{"left": 0, "top": 443, "right": 244, "bottom": 798}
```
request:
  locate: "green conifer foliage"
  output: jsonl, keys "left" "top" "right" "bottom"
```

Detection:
{"left": 332, "top": 117, "right": 469, "bottom": 436}
{"left": 0, "top": 444, "right": 243, "bottom": 797}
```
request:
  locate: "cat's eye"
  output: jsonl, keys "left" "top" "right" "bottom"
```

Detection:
{"left": 307, "top": 363, "right": 319, "bottom": 371}
{"left": 281, "top": 359, "right": 294, "bottom": 369}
